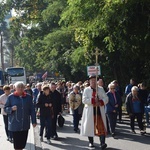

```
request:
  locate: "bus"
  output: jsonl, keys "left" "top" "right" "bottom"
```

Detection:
{"left": 5, "top": 67, "right": 27, "bottom": 84}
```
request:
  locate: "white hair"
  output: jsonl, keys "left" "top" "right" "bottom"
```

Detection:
{"left": 14, "top": 81, "right": 25, "bottom": 88}
{"left": 108, "top": 83, "right": 115, "bottom": 89}
{"left": 131, "top": 86, "right": 139, "bottom": 91}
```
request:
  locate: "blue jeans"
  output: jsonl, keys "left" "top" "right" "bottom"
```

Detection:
{"left": 73, "top": 109, "right": 80, "bottom": 130}
{"left": 107, "top": 112, "right": 117, "bottom": 134}
{"left": 145, "top": 106, "right": 150, "bottom": 124}
{"left": 40, "top": 116, "right": 52, "bottom": 139}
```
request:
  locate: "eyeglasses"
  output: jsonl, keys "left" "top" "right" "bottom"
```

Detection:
{"left": 110, "top": 88, "right": 115, "bottom": 90}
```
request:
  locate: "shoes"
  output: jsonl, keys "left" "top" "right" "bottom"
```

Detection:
{"left": 131, "top": 130, "right": 136, "bottom": 134}
{"left": 44, "top": 134, "right": 47, "bottom": 138}
{"left": 40, "top": 137, "right": 43, "bottom": 142}
{"left": 100, "top": 143, "right": 107, "bottom": 150}
{"left": 47, "top": 139, "right": 51, "bottom": 144}
{"left": 74, "top": 129, "right": 77, "bottom": 133}
{"left": 111, "top": 133, "right": 115, "bottom": 137}
{"left": 140, "top": 130, "right": 146, "bottom": 135}
{"left": 10, "top": 138, "right": 13, "bottom": 143}
{"left": 118, "top": 120, "right": 123, "bottom": 124}
{"left": 52, "top": 135, "right": 58, "bottom": 140}
{"left": 89, "top": 143, "right": 95, "bottom": 149}
{"left": 74, "top": 129, "right": 78, "bottom": 133}
{"left": 7, "top": 137, "right": 13, "bottom": 143}
{"left": 74, "top": 128, "right": 79, "bottom": 133}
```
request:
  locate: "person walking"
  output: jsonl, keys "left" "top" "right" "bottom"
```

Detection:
{"left": 25, "top": 84, "right": 33, "bottom": 96}
{"left": 36, "top": 85, "right": 53, "bottom": 144}
{"left": 4, "top": 82, "right": 36, "bottom": 150}
{"left": 50, "top": 82, "right": 62, "bottom": 139}
{"left": 125, "top": 86, "right": 145, "bottom": 135}
{"left": 32, "top": 83, "right": 42, "bottom": 112}
{"left": 112, "top": 80, "right": 123, "bottom": 123}
{"left": 0, "top": 85, "right": 13, "bottom": 142}
{"left": 69, "top": 85, "right": 83, "bottom": 133}
{"left": 106, "top": 83, "right": 121, "bottom": 137}
{"left": 81, "top": 76, "right": 108, "bottom": 149}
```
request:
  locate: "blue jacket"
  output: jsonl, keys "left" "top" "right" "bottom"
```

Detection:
{"left": 105, "top": 91, "right": 121, "bottom": 113}
{"left": 4, "top": 93, "right": 36, "bottom": 132}
{"left": 32, "top": 88, "right": 40, "bottom": 103}
{"left": 126, "top": 93, "right": 144, "bottom": 114}
{"left": 125, "top": 84, "right": 133, "bottom": 95}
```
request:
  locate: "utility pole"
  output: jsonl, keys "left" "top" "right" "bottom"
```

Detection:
{"left": 0, "top": 32, "right": 4, "bottom": 71}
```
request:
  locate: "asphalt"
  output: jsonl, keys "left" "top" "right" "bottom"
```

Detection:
{"left": 35, "top": 111, "right": 150, "bottom": 150}
{"left": 0, "top": 112, "right": 150, "bottom": 150}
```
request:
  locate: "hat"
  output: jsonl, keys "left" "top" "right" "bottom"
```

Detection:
{"left": 42, "top": 85, "right": 50, "bottom": 91}
{"left": 88, "top": 75, "right": 97, "bottom": 80}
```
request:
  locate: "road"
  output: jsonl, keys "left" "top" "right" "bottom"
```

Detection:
{"left": 35, "top": 112, "right": 150, "bottom": 150}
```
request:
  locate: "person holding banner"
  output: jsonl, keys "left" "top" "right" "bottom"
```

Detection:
{"left": 80, "top": 75, "right": 108, "bottom": 149}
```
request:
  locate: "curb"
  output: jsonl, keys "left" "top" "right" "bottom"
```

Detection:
{"left": 34, "top": 124, "right": 43, "bottom": 150}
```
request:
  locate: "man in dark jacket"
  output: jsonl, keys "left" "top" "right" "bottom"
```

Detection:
{"left": 50, "top": 82, "right": 62, "bottom": 139}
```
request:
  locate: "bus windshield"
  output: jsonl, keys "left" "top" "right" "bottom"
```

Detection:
{"left": 7, "top": 68, "right": 24, "bottom": 77}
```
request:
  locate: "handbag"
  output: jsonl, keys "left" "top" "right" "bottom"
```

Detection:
{"left": 58, "top": 114, "right": 65, "bottom": 127}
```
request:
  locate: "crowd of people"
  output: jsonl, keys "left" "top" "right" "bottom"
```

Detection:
{"left": 0, "top": 77, "right": 150, "bottom": 150}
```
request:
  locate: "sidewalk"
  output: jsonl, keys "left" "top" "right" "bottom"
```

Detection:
{"left": 0, "top": 114, "right": 35, "bottom": 150}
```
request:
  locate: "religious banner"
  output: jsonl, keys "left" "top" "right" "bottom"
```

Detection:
{"left": 87, "top": 66, "right": 101, "bottom": 76}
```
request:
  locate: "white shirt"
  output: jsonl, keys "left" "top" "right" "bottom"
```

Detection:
{"left": 0, "top": 94, "right": 9, "bottom": 115}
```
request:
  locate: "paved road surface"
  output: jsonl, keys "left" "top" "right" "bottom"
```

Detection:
{"left": 35, "top": 113, "right": 150, "bottom": 150}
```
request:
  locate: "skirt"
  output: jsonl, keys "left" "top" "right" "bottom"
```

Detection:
{"left": 12, "top": 130, "right": 28, "bottom": 149}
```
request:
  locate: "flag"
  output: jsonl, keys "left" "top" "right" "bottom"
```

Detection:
{"left": 42, "top": 71, "right": 48, "bottom": 79}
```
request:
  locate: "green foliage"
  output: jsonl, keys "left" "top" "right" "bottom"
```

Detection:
{"left": 2, "top": 0, "right": 150, "bottom": 85}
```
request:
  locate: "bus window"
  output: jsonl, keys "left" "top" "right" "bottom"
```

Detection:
{"left": 7, "top": 68, "right": 24, "bottom": 77}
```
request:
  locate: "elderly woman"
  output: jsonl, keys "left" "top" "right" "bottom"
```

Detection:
{"left": 69, "top": 85, "right": 83, "bottom": 132}
{"left": 106, "top": 83, "right": 121, "bottom": 137}
{"left": 4, "top": 82, "right": 36, "bottom": 150}
{"left": 125, "top": 86, "right": 145, "bottom": 135}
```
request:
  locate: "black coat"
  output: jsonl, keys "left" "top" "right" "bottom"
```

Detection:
{"left": 36, "top": 91, "right": 53, "bottom": 117}
{"left": 50, "top": 90, "right": 62, "bottom": 116}
{"left": 125, "top": 93, "right": 144, "bottom": 114}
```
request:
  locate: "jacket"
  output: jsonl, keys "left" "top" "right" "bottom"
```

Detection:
{"left": 50, "top": 90, "right": 62, "bottom": 115}
{"left": 125, "top": 93, "right": 144, "bottom": 114}
{"left": 105, "top": 91, "right": 121, "bottom": 113}
{"left": 36, "top": 91, "right": 53, "bottom": 117}
{"left": 4, "top": 93, "right": 36, "bottom": 132}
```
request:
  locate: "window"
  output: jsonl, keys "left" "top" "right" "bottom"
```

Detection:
{"left": 7, "top": 68, "right": 24, "bottom": 77}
